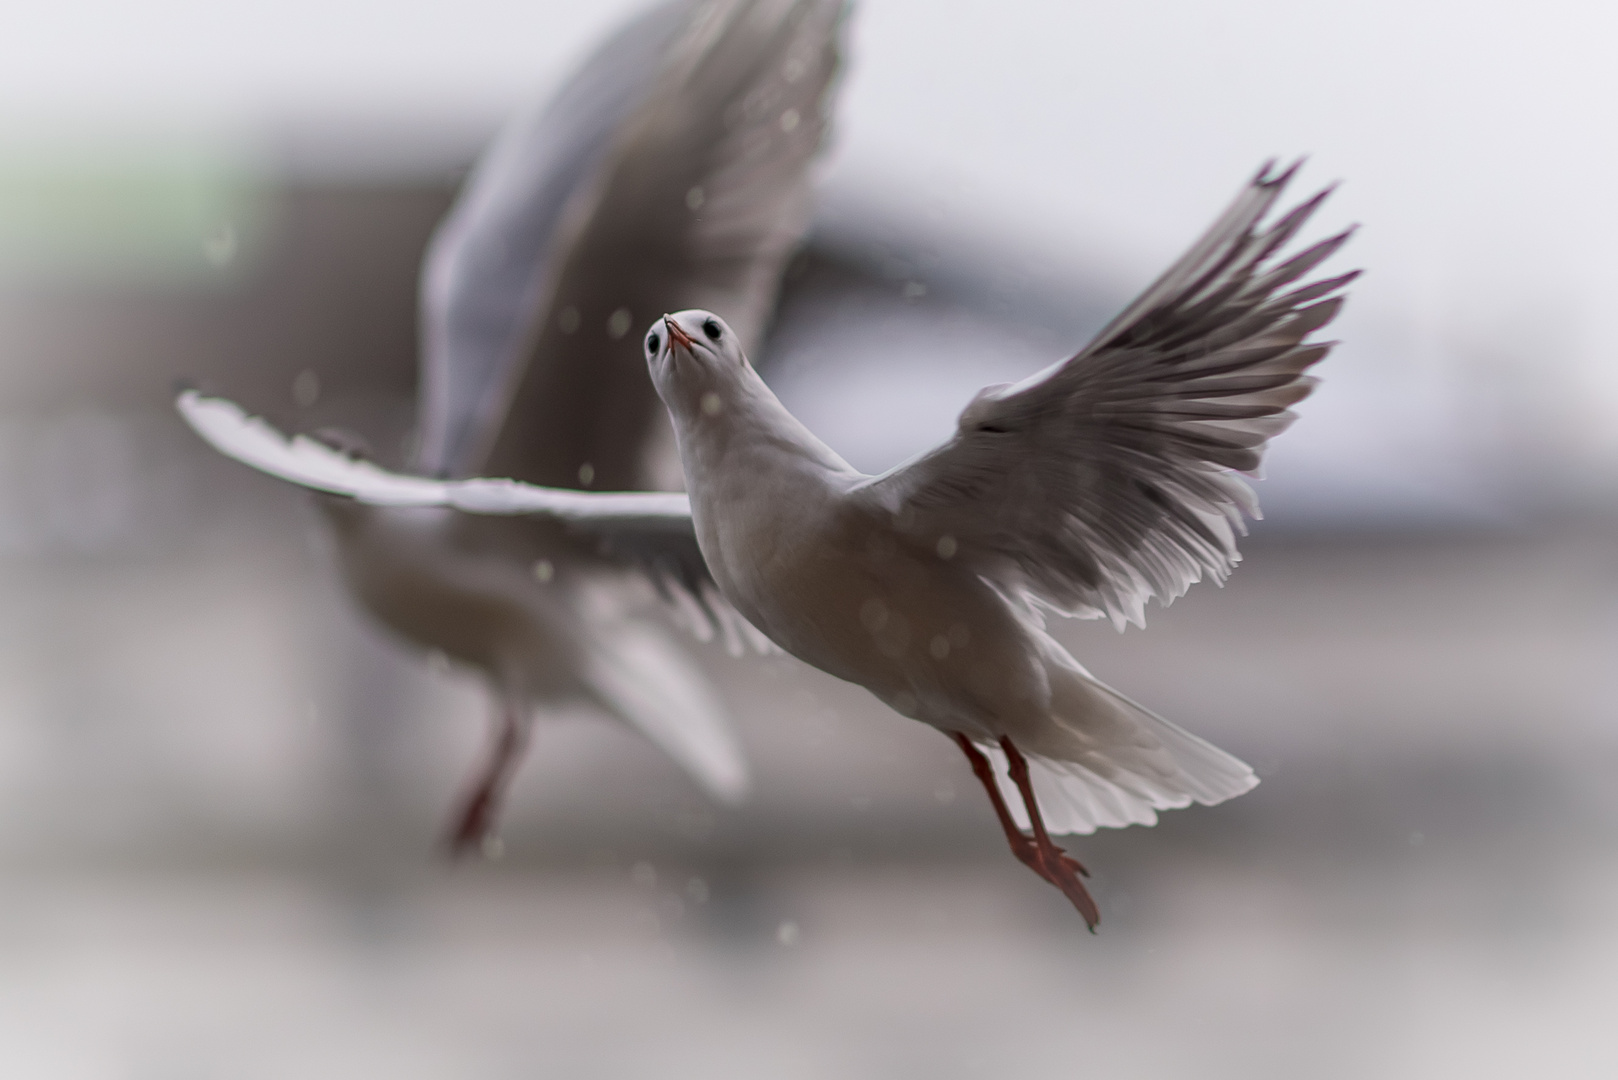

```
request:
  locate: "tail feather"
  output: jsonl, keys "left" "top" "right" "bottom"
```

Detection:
{"left": 579, "top": 616, "right": 750, "bottom": 805}
{"left": 983, "top": 650, "right": 1257, "bottom": 836}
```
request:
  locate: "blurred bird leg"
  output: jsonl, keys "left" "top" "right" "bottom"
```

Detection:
{"left": 953, "top": 732, "right": 1099, "bottom": 930}
{"left": 446, "top": 693, "right": 532, "bottom": 858}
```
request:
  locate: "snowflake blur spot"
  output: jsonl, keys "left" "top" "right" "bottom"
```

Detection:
{"left": 292, "top": 369, "right": 320, "bottom": 408}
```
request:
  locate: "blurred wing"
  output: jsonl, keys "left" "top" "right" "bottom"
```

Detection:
{"left": 582, "top": 614, "right": 752, "bottom": 804}
{"left": 476, "top": 0, "right": 848, "bottom": 487}
{"left": 858, "top": 162, "right": 1358, "bottom": 628}
{"left": 180, "top": 390, "right": 685, "bottom": 519}
{"left": 180, "top": 390, "right": 450, "bottom": 506}
{"left": 178, "top": 391, "right": 764, "bottom": 650}
{"left": 414, "top": 0, "right": 692, "bottom": 478}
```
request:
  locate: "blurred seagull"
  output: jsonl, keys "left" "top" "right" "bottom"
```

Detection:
{"left": 184, "top": 0, "right": 848, "bottom": 854}
{"left": 179, "top": 162, "right": 1355, "bottom": 925}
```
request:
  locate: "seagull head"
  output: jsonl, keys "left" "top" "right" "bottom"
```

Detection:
{"left": 644, "top": 309, "right": 750, "bottom": 416}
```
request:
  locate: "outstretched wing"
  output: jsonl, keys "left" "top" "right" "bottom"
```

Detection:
{"left": 422, "top": 0, "right": 848, "bottom": 486}
{"left": 179, "top": 390, "right": 771, "bottom": 651}
{"left": 181, "top": 391, "right": 689, "bottom": 523}
{"left": 414, "top": 0, "right": 691, "bottom": 479}
{"left": 857, "top": 162, "right": 1358, "bottom": 629}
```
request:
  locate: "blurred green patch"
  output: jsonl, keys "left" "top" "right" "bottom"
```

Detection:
{"left": 0, "top": 145, "right": 273, "bottom": 286}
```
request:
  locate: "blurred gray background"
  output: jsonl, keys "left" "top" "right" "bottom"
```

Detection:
{"left": 1, "top": 1, "right": 1617, "bottom": 1076}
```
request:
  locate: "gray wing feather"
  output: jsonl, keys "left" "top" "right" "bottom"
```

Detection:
{"left": 415, "top": 0, "right": 693, "bottom": 478}
{"left": 859, "top": 162, "right": 1358, "bottom": 629}
{"left": 477, "top": 0, "right": 847, "bottom": 488}
{"left": 652, "top": 0, "right": 848, "bottom": 350}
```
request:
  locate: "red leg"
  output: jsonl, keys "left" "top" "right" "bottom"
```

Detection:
{"left": 999, "top": 736, "right": 1100, "bottom": 930}
{"left": 445, "top": 695, "right": 530, "bottom": 858}
{"left": 952, "top": 733, "right": 1039, "bottom": 867}
{"left": 953, "top": 732, "right": 1100, "bottom": 929}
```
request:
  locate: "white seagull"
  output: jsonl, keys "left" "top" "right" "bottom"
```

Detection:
{"left": 180, "top": 162, "right": 1355, "bottom": 925}
{"left": 185, "top": 0, "right": 848, "bottom": 854}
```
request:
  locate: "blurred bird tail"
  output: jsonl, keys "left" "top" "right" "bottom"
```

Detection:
{"left": 982, "top": 634, "right": 1258, "bottom": 836}
{"left": 578, "top": 610, "right": 750, "bottom": 804}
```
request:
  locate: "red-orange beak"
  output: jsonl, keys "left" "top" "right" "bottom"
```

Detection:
{"left": 663, "top": 315, "right": 696, "bottom": 353}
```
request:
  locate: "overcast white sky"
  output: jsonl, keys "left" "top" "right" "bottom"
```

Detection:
{"left": 2, "top": 0, "right": 1615, "bottom": 509}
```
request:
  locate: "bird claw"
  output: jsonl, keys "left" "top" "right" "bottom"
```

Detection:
{"left": 1041, "top": 857, "right": 1101, "bottom": 930}
{"left": 1058, "top": 849, "right": 1091, "bottom": 879}
{"left": 1010, "top": 835, "right": 1087, "bottom": 877}
{"left": 1011, "top": 835, "right": 1099, "bottom": 929}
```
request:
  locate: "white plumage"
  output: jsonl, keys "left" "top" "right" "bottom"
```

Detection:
{"left": 645, "top": 163, "right": 1353, "bottom": 925}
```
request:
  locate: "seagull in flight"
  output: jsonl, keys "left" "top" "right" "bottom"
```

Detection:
{"left": 180, "top": 162, "right": 1355, "bottom": 924}
{"left": 184, "top": 0, "right": 848, "bottom": 854}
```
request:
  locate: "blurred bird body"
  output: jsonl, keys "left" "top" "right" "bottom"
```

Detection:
{"left": 320, "top": 501, "right": 747, "bottom": 809}
{"left": 184, "top": 0, "right": 848, "bottom": 850}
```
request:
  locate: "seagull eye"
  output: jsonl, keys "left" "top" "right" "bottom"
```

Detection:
{"left": 702, "top": 318, "right": 722, "bottom": 341}
{"left": 646, "top": 331, "right": 661, "bottom": 354}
